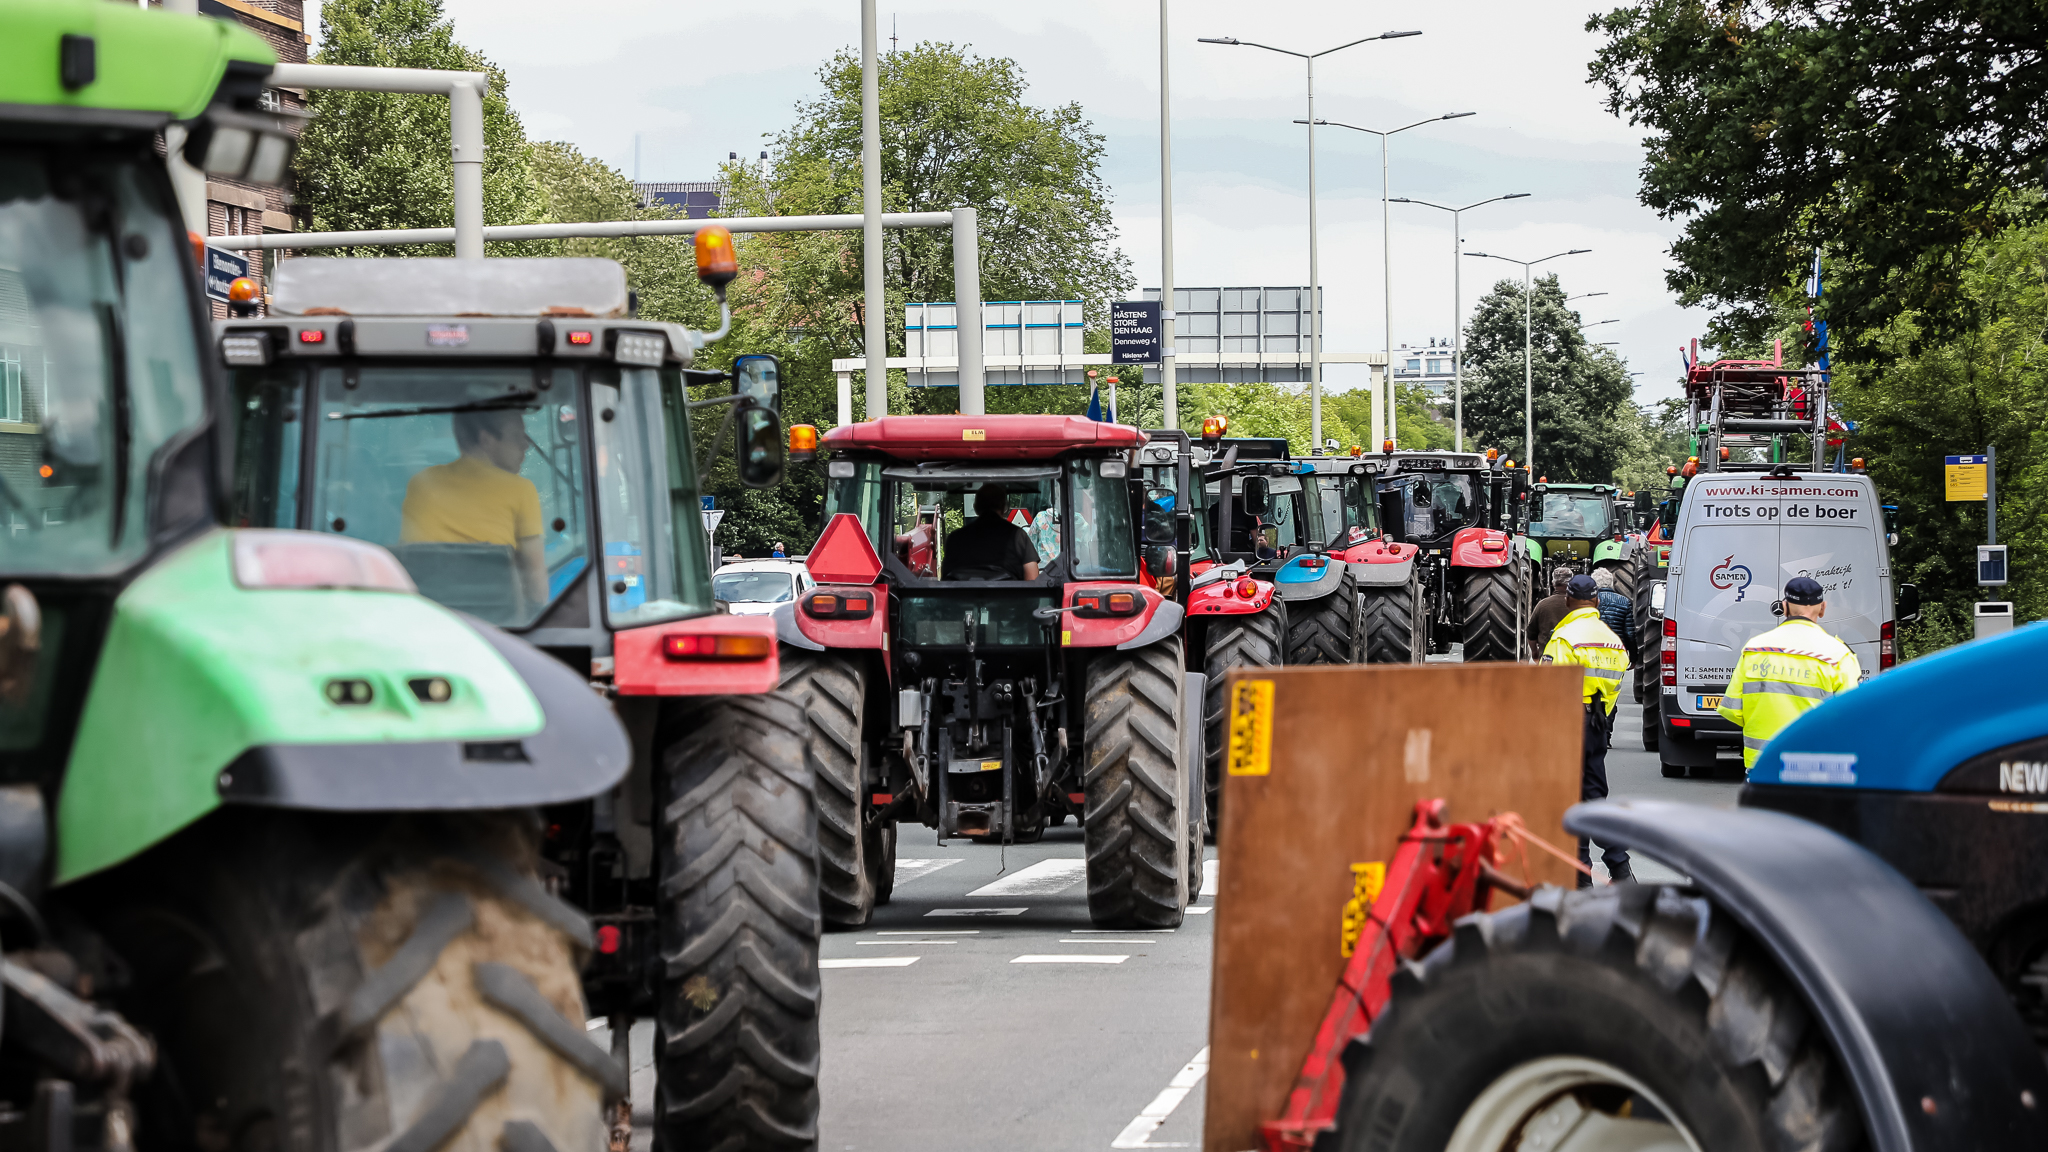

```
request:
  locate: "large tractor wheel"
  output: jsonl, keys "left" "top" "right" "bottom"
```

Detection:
{"left": 1285, "top": 569, "right": 1362, "bottom": 665}
{"left": 1083, "top": 638, "right": 1188, "bottom": 930}
{"left": 777, "top": 648, "right": 873, "bottom": 928}
{"left": 657, "top": 694, "right": 822, "bottom": 1152}
{"left": 100, "top": 811, "right": 614, "bottom": 1152}
{"left": 1202, "top": 601, "right": 1286, "bottom": 829}
{"left": 1631, "top": 571, "right": 1661, "bottom": 705}
{"left": 866, "top": 820, "right": 897, "bottom": 906}
{"left": 1457, "top": 566, "right": 1521, "bottom": 662}
{"left": 1329, "top": 884, "right": 1864, "bottom": 1152}
{"left": 1358, "top": 577, "right": 1420, "bottom": 664}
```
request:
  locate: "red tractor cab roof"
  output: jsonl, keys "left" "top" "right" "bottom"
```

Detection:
{"left": 823, "top": 415, "right": 1146, "bottom": 461}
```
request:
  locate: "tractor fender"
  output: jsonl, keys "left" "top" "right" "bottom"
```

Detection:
{"left": 1116, "top": 599, "right": 1186, "bottom": 651}
{"left": 1187, "top": 577, "right": 1275, "bottom": 617}
{"left": 614, "top": 612, "right": 782, "bottom": 696}
{"left": 768, "top": 586, "right": 887, "bottom": 655}
{"left": 1448, "top": 526, "right": 1515, "bottom": 569}
{"left": 1564, "top": 799, "right": 2048, "bottom": 1151}
{"left": 1270, "top": 555, "right": 1347, "bottom": 602}
{"left": 1064, "top": 584, "right": 1171, "bottom": 648}
{"left": 771, "top": 600, "right": 824, "bottom": 651}
{"left": 1592, "top": 538, "right": 1629, "bottom": 565}
{"left": 1332, "top": 540, "right": 1418, "bottom": 587}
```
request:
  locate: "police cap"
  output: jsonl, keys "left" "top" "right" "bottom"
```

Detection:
{"left": 1783, "top": 576, "right": 1826, "bottom": 605}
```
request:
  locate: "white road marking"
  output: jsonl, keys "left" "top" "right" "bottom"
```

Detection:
{"left": 1110, "top": 1046, "right": 1210, "bottom": 1148}
{"left": 1011, "top": 954, "right": 1128, "bottom": 964}
{"left": 856, "top": 940, "right": 956, "bottom": 945}
{"left": 926, "top": 907, "right": 1028, "bottom": 917}
{"left": 1184, "top": 906, "right": 1211, "bottom": 915}
{"left": 877, "top": 929, "right": 980, "bottom": 935}
{"left": 1071, "top": 927, "right": 1173, "bottom": 933}
{"left": 1060, "top": 938, "right": 1154, "bottom": 944}
{"left": 967, "top": 858, "right": 1088, "bottom": 897}
{"left": 821, "top": 956, "right": 920, "bottom": 968}
{"left": 1202, "top": 859, "right": 1219, "bottom": 895}
{"left": 893, "top": 858, "right": 964, "bottom": 886}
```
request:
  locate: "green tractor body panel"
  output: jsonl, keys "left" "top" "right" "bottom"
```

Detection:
{"left": 55, "top": 532, "right": 544, "bottom": 884}
{"left": 1592, "top": 538, "right": 1628, "bottom": 565}
{"left": 0, "top": 0, "right": 274, "bottom": 119}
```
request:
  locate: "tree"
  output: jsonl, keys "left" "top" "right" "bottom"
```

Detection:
{"left": 1325, "top": 383, "right": 1456, "bottom": 451}
{"left": 1586, "top": 0, "right": 2048, "bottom": 354}
{"left": 297, "top": 0, "right": 547, "bottom": 255}
{"left": 1174, "top": 383, "right": 1362, "bottom": 456}
{"left": 1610, "top": 397, "right": 1691, "bottom": 493}
{"left": 1461, "top": 275, "right": 1635, "bottom": 479}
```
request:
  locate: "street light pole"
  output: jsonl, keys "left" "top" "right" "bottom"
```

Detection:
{"left": 1201, "top": 30, "right": 1422, "bottom": 449}
{"left": 1465, "top": 247, "right": 1591, "bottom": 466}
{"left": 1159, "top": 0, "right": 1178, "bottom": 429}
{"left": 1308, "top": 115, "right": 1472, "bottom": 448}
{"left": 1388, "top": 192, "right": 1527, "bottom": 451}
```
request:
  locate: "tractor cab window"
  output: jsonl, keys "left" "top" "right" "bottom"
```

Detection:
{"left": 1319, "top": 473, "right": 1379, "bottom": 547}
{"left": 1, "top": 149, "right": 210, "bottom": 575}
{"left": 590, "top": 365, "right": 712, "bottom": 627}
{"left": 1210, "top": 474, "right": 1306, "bottom": 555}
{"left": 1531, "top": 491, "right": 1610, "bottom": 537}
{"left": 867, "top": 470, "right": 1056, "bottom": 582}
{"left": 1141, "top": 463, "right": 1215, "bottom": 564}
{"left": 299, "top": 363, "right": 591, "bottom": 629}
{"left": 1378, "top": 474, "right": 1475, "bottom": 540}
{"left": 1068, "top": 457, "right": 1138, "bottom": 579}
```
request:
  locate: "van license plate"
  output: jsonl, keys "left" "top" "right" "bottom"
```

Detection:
{"left": 1697, "top": 695, "right": 1723, "bottom": 710}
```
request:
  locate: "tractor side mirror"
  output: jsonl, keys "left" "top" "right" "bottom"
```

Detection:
{"left": 1658, "top": 500, "right": 1677, "bottom": 535}
{"left": 1634, "top": 490, "right": 1654, "bottom": 516}
{"left": 1896, "top": 582, "right": 1921, "bottom": 625}
{"left": 1240, "top": 475, "right": 1271, "bottom": 518}
{"left": 734, "top": 354, "right": 781, "bottom": 415}
{"left": 737, "top": 406, "right": 785, "bottom": 488}
{"left": 1141, "top": 486, "right": 1177, "bottom": 546}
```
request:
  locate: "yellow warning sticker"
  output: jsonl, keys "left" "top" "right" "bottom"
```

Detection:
{"left": 962, "top": 428, "right": 987, "bottom": 441}
{"left": 1226, "top": 679, "right": 1275, "bottom": 776}
{"left": 1062, "top": 629, "right": 1072, "bottom": 646}
{"left": 980, "top": 759, "right": 1002, "bottom": 772}
{"left": 1340, "top": 861, "right": 1387, "bottom": 957}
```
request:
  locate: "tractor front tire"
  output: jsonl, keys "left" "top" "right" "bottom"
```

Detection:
{"left": 1284, "top": 569, "right": 1361, "bottom": 665}
{"left": 100, "top": 811, "right": 613, "bottom": 1152}
{"left": 1083, "top": 639, "right": 1188, "bottom": 930}
{"left": 657, "top": 694, "right": 822, "bottom": 1152}
{"left": 777, "top": 648, "right": 872, "bottom": 928}
{"left": 1202, "top": 602, "right": 1285, "bottom": 830}
{"left": 1329, "top": 884, "right": 1864, "bottom": 1152}
{"left": 1458, "top": 566, "right": 1521, "bottom": 662}
{"left": 1358, "top": 577, "right": 1420, "bottom": 664}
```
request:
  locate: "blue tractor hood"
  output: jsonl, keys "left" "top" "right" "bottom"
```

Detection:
{"left": 1752, "top": 620, "right": 2048, "bottom": 793}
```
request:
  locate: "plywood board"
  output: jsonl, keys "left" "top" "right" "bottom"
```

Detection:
{"left": 1202, "top": 663, "right": 1586, "bottom": 1152}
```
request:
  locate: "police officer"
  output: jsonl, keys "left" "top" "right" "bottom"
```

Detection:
{"left": 1716, "top": 576, "right": 1861, "bottom": 767}
{"left": 1542, "top": 573, "right": 1632, "bottom": 885}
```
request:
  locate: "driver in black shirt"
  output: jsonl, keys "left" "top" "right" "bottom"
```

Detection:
{"left": 942, "top": 487, "right": 1042, "bottom": 580}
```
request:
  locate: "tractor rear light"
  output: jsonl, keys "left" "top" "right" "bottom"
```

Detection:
{"left": 568, "top": 330, "right": 594, "bottom": 345}
{"left": 663, "top": 633, "right": 773, "bottom": 660}
{"left": 220, "top": 332, "right": 272, "bottom": 366}
{"left": 1880, "top": 620, "right": 1895, "bottom": 670}
{"left": 610, "top": 329, "right": 668, "bottom": 366}
{"left": 1068, "top": 792, "right": 1087, "bottom": 805}
{"left": 1073, "top": 590, "right": 1143, "bottom": 617}
{"left": 803, "top": 590, "right": 874, "bottom": 619}
{"left": 1299, "top": 556, "right": 1327, "bottom": 569}
{"left": 596, "top": 925, "right": 622, "bottom": 954}
{"left": 298, "top": 328, "right": 325, "bottom": 344}
{"left": 871, "top": 793, "right": 893, "bottom": 806}
{"left": 1235, "top": 577, "right": 1259, "bottom": 598}
{"left": 234, "top": 531, "right": 416, "bottom": 592}
{"left": 1669, "top": 716, "right": 1691, "bottom": 728}
{"left": 1480, "top": 538, "right": 1506, "bottom": 552}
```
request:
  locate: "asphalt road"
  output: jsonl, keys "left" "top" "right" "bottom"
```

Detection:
{"left": 599, "top": 683, "right": 1750, "bottom": 1152}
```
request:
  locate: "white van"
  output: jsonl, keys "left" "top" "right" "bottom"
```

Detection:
{"left": 1654, "top": 469, "right": 1902, "bottom": 778}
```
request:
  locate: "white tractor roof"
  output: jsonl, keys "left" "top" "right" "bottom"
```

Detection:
{"left": 270, "top": 257, "right": 631, "bottom": 318}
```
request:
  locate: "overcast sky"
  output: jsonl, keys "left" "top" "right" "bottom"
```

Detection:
{"left": 317, "top": 0, "right": 1708, "bottom": 405}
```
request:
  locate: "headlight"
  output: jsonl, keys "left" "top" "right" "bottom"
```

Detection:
{"left": 610, "top": 329, "right": 668, "bottom": 366}
{"left": 220, "top": 332, "right": 271, "bottom": 366}
{"left": 182, "top": 108, "right": 306, "bottom": 186}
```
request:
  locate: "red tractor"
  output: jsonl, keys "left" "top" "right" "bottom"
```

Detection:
{"left": 775, "top": 415, "right": 1201, "bottom": 929}
{"left": 1363, "top": 447, "right": 1532, "bottom": 661}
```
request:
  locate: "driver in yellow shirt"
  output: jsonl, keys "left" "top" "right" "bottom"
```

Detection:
{"left": 400, "top": 408, "right": 547, "bottom": 607}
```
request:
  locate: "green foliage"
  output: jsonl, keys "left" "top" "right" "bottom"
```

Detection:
{"left": 1461, "top": 274, "right": 1635, "bottom": 479}
{"left": 298, "top": 0, "right": 545, "bottom": 256}
{"left": 1173, "top": 383, "right": 1361, "bottom": 456}
{"left": 1609, "top": 397, "right": 1691, "bottom": 493}
{"left": 1586, "top": 0, "right": 2048, "bottom": 354}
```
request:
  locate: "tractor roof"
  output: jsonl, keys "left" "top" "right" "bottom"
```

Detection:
{"left": 271, "top": 258, "right": 631, "bottom": 318}
{"left": 0, "top": 0, "right": 273, "bottom": 123}
{"left": 825, "top": 415, "right": 1145, "bottom": 461}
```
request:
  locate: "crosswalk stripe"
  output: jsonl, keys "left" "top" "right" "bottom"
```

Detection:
{"left": 967, "top": 858, "right": 1088, "bottom": 897}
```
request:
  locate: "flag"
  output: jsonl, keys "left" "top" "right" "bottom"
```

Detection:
{"left": 1085, "top": 382, "right": 1116, "bottom": 424}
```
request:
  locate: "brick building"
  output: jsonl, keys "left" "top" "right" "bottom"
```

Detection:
{"left": 191, "top": 0, "right": 310, "bottom": 316}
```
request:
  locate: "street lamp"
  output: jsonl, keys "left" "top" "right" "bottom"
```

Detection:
{"left": 1200, "top": 29, "right": 1423, "bottom": 448}
{"left": 1579, "top": 319, "right": 1618, "bottom": 330}
{"left": 1464, "top": 247, "right": 1591, "bottom": 465}
{"left": 1389, "top": 192, "right": 1529, "bottom": 451}
{"left": 1303, "top": 114, "right": 1474, "bottom": 450}
{"left": 1566, "top": 291, "right": 1607, "bottom": 303}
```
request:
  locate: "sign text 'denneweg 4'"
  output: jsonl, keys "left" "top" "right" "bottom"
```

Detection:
{"left": 1110, "top": 299, "right": 1164, "bottom": 365}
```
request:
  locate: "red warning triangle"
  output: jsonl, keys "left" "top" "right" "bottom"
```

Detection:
{"left": 806, "top": 512, "right": 884, "bottom": 585}
{"left": 1008, "top": 508, "right": 1033, "bottom": 527}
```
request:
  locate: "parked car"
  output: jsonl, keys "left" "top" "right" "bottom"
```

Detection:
{"left": 714, "top": 558, "right": 815, "bottom": 615}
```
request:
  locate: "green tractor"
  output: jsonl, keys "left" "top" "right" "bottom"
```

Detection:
{"left": 1525, "top": 480, "right": 1636, "bottom": 598}
{"left": 2, "top": 6, "right": 646, "bottom": 1152}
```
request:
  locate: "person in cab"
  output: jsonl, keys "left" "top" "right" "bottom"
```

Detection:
{"left": 1716, "top": 577, "right": 1862, "bottom": 767}
{"left": 942, "top": 487, "right": 1041, "bottom": 581}
{"left": 400, "top": 408, "right": 547, "bottom": 607}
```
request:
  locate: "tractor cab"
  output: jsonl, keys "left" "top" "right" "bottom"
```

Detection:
{"left": 1527, "top": 481, "right": 1634, "bottom": 589}
{"left": 1352, "top": 449, "right": 1531, "bottom": 661}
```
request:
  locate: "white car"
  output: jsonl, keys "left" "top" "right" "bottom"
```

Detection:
{"left": 713, "top": 558, "right": 814, "bottom": 616}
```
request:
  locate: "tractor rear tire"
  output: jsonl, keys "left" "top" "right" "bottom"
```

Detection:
{"left": 1083, "top": 639, "right": 1188, "bottom": 930}
{"left": 1284, "top": 569, "right": 1362, "bottom": 665}
{"left": 1643, "top": 695, "right": 1661, "bottom": 752}
{"left": 1202, "top": 601, "right": 1286, "bottom": 829}
{"left": 657, "top": 694, "right": 822, "bottom": 1152}
{"left": 1458, "top": 566, "right": 1521, "bottom": 662}
{"left": 777, "top": 648, "right": 872, "bottom": 929}
{"left": 1328, "top": 884, "right": 1865, "bottom": 1152}
{"left": 1358, "top": 577, "right": 1420, "bottom": 664}
{"left": 866, "top": 820, "right": 897, "bottom": 906}
{"left": 1604, "top": 556, "right": 1637, "bottom": 604}
{"left": 99, "top": 811, "right": 612, "bottom": 1152}
{"left": 1632, "top": 570, "right": 1661, "bottom": 703}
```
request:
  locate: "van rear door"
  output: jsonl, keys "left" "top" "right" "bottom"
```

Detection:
{"left": 1675, "top": 480, "right": 1780, "bottom": 716}
{"left": 1774, "top": 481, "right": 1883, "bottom": 680}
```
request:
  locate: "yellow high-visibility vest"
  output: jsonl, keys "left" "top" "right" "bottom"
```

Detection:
{"left": 1541, "top": 607, "right": 1627, "bottom": 714}
{"left": 1716, "top": 617, "right": 1862, "bottom": 767}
